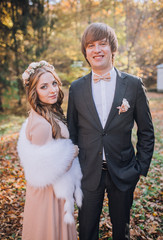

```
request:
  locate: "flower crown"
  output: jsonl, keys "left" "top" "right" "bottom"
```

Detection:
{"left": 22, "top": 60, "right": 55, "bottom": 86}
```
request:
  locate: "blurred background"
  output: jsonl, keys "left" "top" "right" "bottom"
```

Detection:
{"left": 0, "top": 1, "right": 163, "bottom": 239}
{"left": 0, "top": 0, "right": 163, "bottom": 112}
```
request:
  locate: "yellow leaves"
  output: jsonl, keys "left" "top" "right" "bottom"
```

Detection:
{"left": 0, "top": 133, "right": 25, "bottom": 239}
{"left": 0, "top": 91, "right": 163, "bottom": 239}
{"left": 1, "top": 6, "right": 13, "bottom": 28}
{"left": 134, "top": 187, "right": 141, "bottom": 199}
{"left": 0, "top": 132, "right": 19, "bottom": 144}
{"left": 148, "top": 221, "right": 159, "bottom": 234}
{"left": 153, "top": 212, "right": 157, "bottom": 217}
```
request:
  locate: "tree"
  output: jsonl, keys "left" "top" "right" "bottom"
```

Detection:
{"left": 0, "top": 0, "right": 57, "bottom": 109}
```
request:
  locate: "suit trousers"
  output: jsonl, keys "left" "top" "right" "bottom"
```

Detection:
{"left": 79, "top": 170, "right": 135, "bottom": 240}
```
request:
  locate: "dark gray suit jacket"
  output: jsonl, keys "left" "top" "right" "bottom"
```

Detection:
{"left": 67, "top": 68, "right": 154, "bottom": 191}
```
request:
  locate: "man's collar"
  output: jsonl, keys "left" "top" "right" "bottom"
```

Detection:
{"left": 92, "top": 67, "right": 116, "bottom": 81}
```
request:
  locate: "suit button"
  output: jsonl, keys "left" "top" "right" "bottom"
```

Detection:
{"left": 102, "top": 132, "right": 107, "bottom": 136}
{"left": 99, "top": 152, "right": 102, "bottom": 155}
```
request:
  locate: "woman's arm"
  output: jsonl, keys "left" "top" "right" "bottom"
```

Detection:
{"left": 17, "top": 120, "right": 77, "bottom": 187}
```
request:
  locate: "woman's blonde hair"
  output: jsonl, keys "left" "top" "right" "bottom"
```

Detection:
{"left": 24, "top": 64, "right": 66, "bottom": 139}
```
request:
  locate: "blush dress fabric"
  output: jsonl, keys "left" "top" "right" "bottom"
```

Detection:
{"left": 22, "top": 109, "right": 77, "bottom": 240}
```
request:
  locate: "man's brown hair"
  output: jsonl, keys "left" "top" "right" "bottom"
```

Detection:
{"left": 81, "top": 22, "right": 118, "bottom": 64}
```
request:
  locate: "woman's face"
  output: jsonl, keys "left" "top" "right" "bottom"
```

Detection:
{"left": 36, "top": 72, "right": 59, "bottom": 104}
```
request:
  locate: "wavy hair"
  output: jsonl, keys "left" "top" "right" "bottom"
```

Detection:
{"left": 25, "top": 66, "right": 66, "bottom": 139}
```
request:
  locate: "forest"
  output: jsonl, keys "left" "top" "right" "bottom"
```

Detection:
{"left": 0, "top": 0, "right": 163, "bottom": 111}
{"left": 0, "top": 0, "right": 163, "bottom": 239}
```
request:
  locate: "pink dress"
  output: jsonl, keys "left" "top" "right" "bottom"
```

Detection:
{"left": 22, "top": 109, "right": 77, "bottom": 240}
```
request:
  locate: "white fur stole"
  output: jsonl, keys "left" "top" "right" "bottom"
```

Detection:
{"left": 17, "top": 120, "right": 83, "bottom": 224}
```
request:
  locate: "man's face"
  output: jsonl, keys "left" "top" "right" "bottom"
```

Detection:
{"left": 85, "top": 38, "right": 113, "bottom": 74}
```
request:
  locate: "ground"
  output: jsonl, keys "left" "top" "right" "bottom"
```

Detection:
{"left": 0, "top": 92, "right": 163, "bottom": 240}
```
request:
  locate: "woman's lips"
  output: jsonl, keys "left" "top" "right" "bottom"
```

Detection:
{"left": 49, "top": 94, "right": 57, "bottom": 99}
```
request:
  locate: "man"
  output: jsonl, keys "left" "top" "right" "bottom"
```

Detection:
{"left": 67, "top": 23, "right": 154, "bottom": 240}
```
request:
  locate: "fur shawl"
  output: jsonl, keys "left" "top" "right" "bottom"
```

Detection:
{"left": 17, "top": 120, "right": 83, "bottom": 223}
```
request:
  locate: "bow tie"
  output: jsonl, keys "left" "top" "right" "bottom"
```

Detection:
{"left": 93, "top": 72, "right": 111, "bottom": 83}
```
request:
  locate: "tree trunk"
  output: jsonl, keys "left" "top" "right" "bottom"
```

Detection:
{"left": 11, "top": 0, "right": 23, "bottom": 105}
{"left": 0, "top": 94, "right": 4, "bottom": 112}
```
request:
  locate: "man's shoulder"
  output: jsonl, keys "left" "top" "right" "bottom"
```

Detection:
{"left": 116, "top": 68, "right": 141, "bottom": 82}
{"left": 71, "top": 72, "right": 91, "bottom": 87}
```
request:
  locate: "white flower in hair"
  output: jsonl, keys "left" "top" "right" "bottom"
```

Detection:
{"left": 30, "top": 69, "right": 35, "bottom": 74}
{"left": 22, "top": 60, "right": 55, "bottom": 86}
{"left": 40, "top": 60, "right": 48, "bottom": 65}
{"left": 29, "top": 62, "right": 39, "bottom": 69}
{"left": 22, "top": 71, "right": 29, "bottom": 81}
{"left": 40, "top": 60, "right": 55, "bottom": 70}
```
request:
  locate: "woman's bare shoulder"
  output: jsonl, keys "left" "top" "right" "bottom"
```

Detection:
{"left": 26, "top": 109, "right": 52, "bottom": 145}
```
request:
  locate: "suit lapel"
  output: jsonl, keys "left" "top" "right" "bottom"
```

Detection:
{"left": 104, "top": 68, "right": 128, "bottom": 130}
{"left": 83, "top": 72, "right": 103, "bottom": 131}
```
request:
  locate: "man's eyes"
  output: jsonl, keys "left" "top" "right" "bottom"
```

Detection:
{"left": 87, "top": 44, "right": 94, "bottom": 48}
{"left": 87, "top": 42, "right": 107, "bottom": 48}
{"left": 100, "top": 42, "right": 107, "bottom": 45}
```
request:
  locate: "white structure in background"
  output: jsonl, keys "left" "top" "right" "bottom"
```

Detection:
{"left": 157, "top": 64, "right": 163, "bottom": 92}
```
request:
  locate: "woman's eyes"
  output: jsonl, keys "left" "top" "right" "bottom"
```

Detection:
{"left": 40, "top": 85, "right": 47, "bottom": 89}
{"left": 52, "top": 81, "right": 57, "bottom": 86}
{"left": 40, "top": 81, "right": 57, "bottom": 89}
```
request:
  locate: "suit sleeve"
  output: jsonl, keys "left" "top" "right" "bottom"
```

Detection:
{"left": 67, "top": 85, "right": 78, "bottom": 145}
{"left": 134, "top": 79, "right": 155, "bottom": 176}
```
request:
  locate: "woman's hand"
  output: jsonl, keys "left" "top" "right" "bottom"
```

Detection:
{"left": 65, "top": 145, "right": 79, "bottom": 172}
{"left": 73, "top": 145, "right": 79, "bottom": 158}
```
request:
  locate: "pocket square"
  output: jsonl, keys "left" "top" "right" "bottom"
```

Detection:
{"left": 117, "top": 98, "right": 130, "bottom": 115}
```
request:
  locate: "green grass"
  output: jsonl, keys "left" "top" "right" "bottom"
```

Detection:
{"left": 0, "top": 114, "right": 25, "bottom": 136}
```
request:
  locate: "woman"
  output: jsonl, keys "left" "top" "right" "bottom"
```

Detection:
{"left": 17, "top": 60, "right": 83, "bottom": 240}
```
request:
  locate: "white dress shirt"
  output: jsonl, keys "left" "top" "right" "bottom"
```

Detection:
{"left": 91, "top": 67, "right": 117, "bottom": 160}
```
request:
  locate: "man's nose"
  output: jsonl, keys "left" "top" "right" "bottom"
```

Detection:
{"left": 94, "top": 44, "right": 101, "bottom": 52}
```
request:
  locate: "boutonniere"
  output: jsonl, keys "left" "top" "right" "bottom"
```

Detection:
{"left": 117, "top": 98, "right": 130, "bottom": 115}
